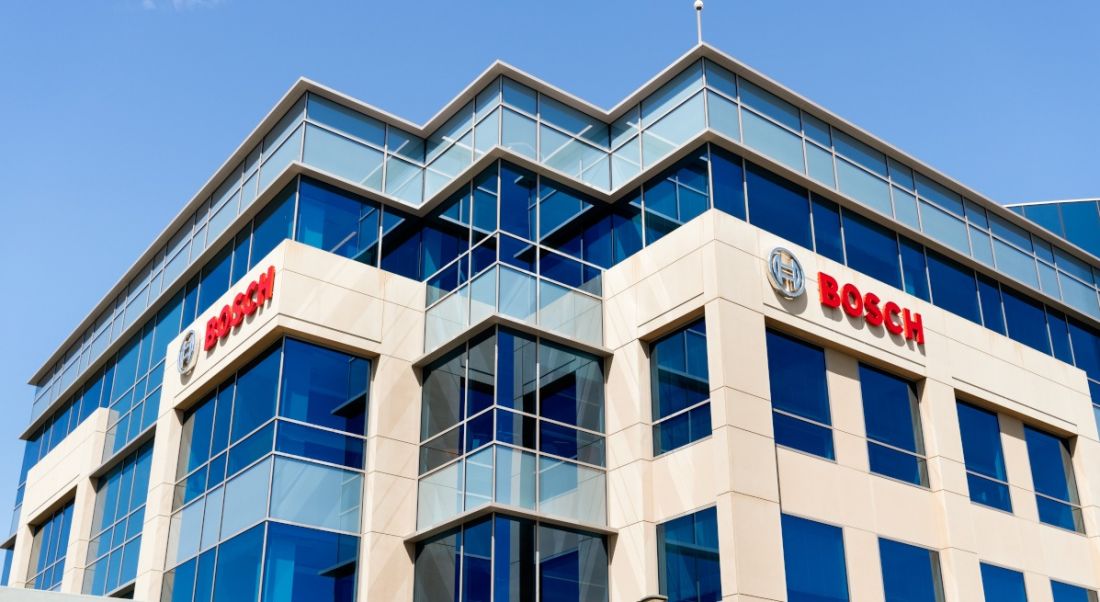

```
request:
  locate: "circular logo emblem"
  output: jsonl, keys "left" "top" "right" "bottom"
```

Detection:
{"left": 177, "top": 330, "right": 198, "bottom": 377}
{"left": 767, "top": 247, "right": 805, "bottom": 299}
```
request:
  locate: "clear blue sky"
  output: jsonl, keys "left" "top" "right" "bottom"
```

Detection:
{"left": 0, "top": 0, "right": 1098, "bottom": 527}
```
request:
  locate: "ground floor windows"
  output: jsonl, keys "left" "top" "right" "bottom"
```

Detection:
{"left": 85, "top": 442, "right": 154, "bottom": 596}
{"left": 878, "top": 538, "right": 943, "bottom": 602}
{"left": 657, "top": 507, "right": 721, "bottom": 602}
{"left": 28, "top": 502, "right": 73, "bottom": 592}
{"left": 163, "top": 521, "right": 357, "bottom": 602}
{"left": 413, "top": 514, "right": 608, "bottom": 602}
{"left": 980, "top": 563, "right": 1027, "bottom": 602}
{"left": 781, "top": 514, "right": 849, "bottom": 602}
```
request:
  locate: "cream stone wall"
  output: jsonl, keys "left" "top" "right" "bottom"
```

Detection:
{"left": 11, "top": 209, "right": 1100, "bottom": 601}
{"left": 602, "top": 209, "right": 1100, "bottom": 602}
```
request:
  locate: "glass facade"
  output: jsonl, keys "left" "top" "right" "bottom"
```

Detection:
{"left": 650, "top": 319, "right": 711, "bottom": 455}
{"left": 767, "top": 330, "right": 834, "bottom": 459}
{"left": 163, "top": 337, "right": 368, "bottom": 602}
{"left": 1023, "top": 426, "right": 1083, "bottom": 532}
{"left": 859, "top": 365, "right": 927, "bottom": 486}
{"left": 980, "top": 563, "right": 1027, "bottom": 602}
{"left": 781, "top": 514, "right": 849, "bottom": 602}
{"left": 957, "top": 402, "right": 1012, "bottom": 512}
{"left": 878, "top": 538, "right": 944, "bottom": 602}
{"left": 27, "top": 502, "right": 73, "bottom": 592}
{"left": 413, "top": 513, "right": 608, "bottom": 602}
{"left": 85, "top": 442, "right": 154, "bottom": 596}
{"left": 417, "top": 327, "right": 605, "bottom": 529}
{"left": 657, "top": 507, "right": 721, "bottom": 602}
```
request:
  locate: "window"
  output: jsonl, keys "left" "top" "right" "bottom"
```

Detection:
{"left": 878, "top": 538, "right": 944, "bottom": 602}
{"left": 843, "top": 211, "right": 901, "bottom": 289}
{"left": 767, "top": 330, "right": 833, "bottom": 459}
{"left": 859, "top": 365, "right": 927, "bottom": 486}
{"left": 413, "top": 514, "right": 608, "bottom": 602}
{"left": 781, "top": 514, "right": 849, "bottom": 602}
{"left": 1052, "top": 581, "right": 1098, "bottom": 602}
{"left": 1023, "top": 426, "right": 1083, "bottom": 532}
{"left": 980, "top": 563, "right": 1027, "bottom": 602}
{"left": 28, "top": 502, "right": 73, "bottom": 591}
{"left": 746, "top": 161, "right": 812, "bottom": 250}
{"left": 642, "top": 150, "right": 710, "bottom": 244}
{"left": 927, "top": 251, "right": 981, "bottom": 325}
{"left": 957, "top": 402, "right": 1012, "bottom": 512}
{"left": 164, "top": 337, "right": 368, "bottom": 602}
{"left": 651, "top": 319, "right": 711, "bottom": 455}
{"left": 418, "top": 327, "right": 606, "bottom": 529}
{"left": 84, "top": 442, "right": 153, "bottom": 596}
{"left": 657, "top": 507, "right": 721, "bottom": 602}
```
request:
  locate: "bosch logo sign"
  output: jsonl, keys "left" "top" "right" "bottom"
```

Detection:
{"left": 818, "top": 272, "right": 924, "bottom": 345}
{"left": 177, "top": 330, "right": 198, "bottom": 376}
{"left": 767, "top": 247, "right": 805, "bottom": 299}
{"left": 766, "top": 247, "right": 925, "bottom": 345}
{"left": 204, "top": 266, "right": 276, "bottom": 351}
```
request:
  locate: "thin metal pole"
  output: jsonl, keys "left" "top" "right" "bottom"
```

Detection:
{"left": 695, "top": 0, "right": 704, "bottom": 44}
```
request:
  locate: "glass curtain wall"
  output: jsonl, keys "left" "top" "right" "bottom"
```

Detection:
{"left": 413, "top": 513, "right": 608, "bottom": 602}
{"left": 84, "top": 442, "right": 154, "bottom": 596}
{"left": 417, "top": 327, "right": 605, "bottom": 529}
{"left": 27, "top": 502, "right": 74, "bottom": 592}
{"left": 162, "top": 337, "right": 369, "bottom": 602}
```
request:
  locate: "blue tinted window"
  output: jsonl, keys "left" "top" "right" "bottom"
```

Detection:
{"left": 781, "top": 514, "right": 849, "bottom": 602}
{"left": 1021, "top": 204, "right": 1064, "bottom": 238}
{"left": 812, "top": 194, "right": 844, "bottom": 265}
{"left": 860, "top": 365, "right": 926, "bottom": 486}
{"left": 539, "top": 523, "right": 609, "bottom": 602}
{"left": 307, "top": 93, "right": 385, "bottom": 147}
{"left": 878, "top": 538, "right": 943, "bottom": 602}
{"left": 231, "top": 345, "right": 280, "bottom": 442}
{"left": 29, "top": 502, "right": 73, "bottom": 591}
{"left": 643, "top": 150, "right": 710, "bottom": 244}
{"left": 980, "top": 563, "right": 1027, "bottom": 602}
{"left": 1047, "top": 309, "right": 1075, "bottom": 365}
{"left": 494, "top": 516, "right": 536, "bottom": 601}
{"left": 263, "top": 522, "right": 358, "bottom": 602}
{"left": 651, "top": 319, "right": 711, "bottom": 455}
{"left": 276, "top": 421, "right": 364, "bottom": 469}
{"left": 295, "top": 178, "right": 380, "bottom": 263}
{"left": 658, "top": 507, "right": 720, "bottom": 602}
{"left": 767, "top": 330, "right": 833, "bottom": 459}
{"left": 1070, "top": 319, "right": 1100, "bottom": 381}
{"left": 843, "top": 211, "right": 901, "bottom": 288}
{"left": 280, "top": 339, "right": 370, "bottom": 434}
{"left": 462, "top": 518, "right": 492, "bottom": 602}
{"left": 86, "top": 442, "right": 153, "bottom": 595}
{"left": 198, "top": 245, "right": 232, "bottom": 314}
{"left": 746, "top": 162, "right": 811, "bottom": 249}
{"left": 899, "top": 237, "right": 930, "bottom": 301}
{"left": 501, "top": 163, "right": 537, "bottom": 241}
{"left": 1003, "top": 287, "right": 1051, "bottom": 355}
{"left": 977, "top": 276, "right": 1006, "bottom": 335}
{"left": 1051, "top": 581, "right": 1097, "bottom": 602}
{"left": 710, "top": 146, "right": 745, "bottom": 220}
{"left": 212, "top": 524, "right": 263, "bottom": 602}
{"left": 1024, "top": 426, "right": 1081, "bottom": 532}
{"left": 1061, "top": 201, "right": 1100, "bottom": 258}
{"left": 928, "top": 251, "right": 980, "bottom": 325}
{"left": 250, "top": 183, "right": 296, "bottom": 269}
{"left": 957, "top": 402, "right": 1011, "bottom": 512}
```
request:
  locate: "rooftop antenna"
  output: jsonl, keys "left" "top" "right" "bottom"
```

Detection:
{"left": 694, "top": 0, "right": 704, "bottom": 44}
